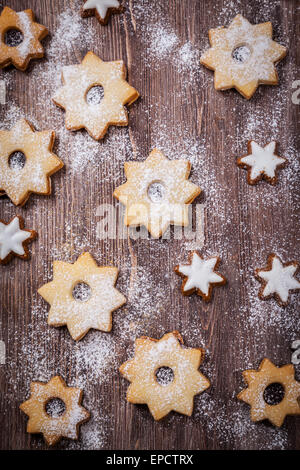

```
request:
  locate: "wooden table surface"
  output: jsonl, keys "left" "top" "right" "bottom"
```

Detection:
{"left": 0, "top": 0, "right": 299, "bottom": 450}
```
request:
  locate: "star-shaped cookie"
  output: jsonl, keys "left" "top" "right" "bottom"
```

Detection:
{"left": 113, "top": 148, "right": 201, "bottom": 238}
{"left": 237, "top": 359, "right": 300, "bottom": 427}
{"left": 20, "top": 376, "right": 90, "bottom": 445}
{"left": 0, "top": 119, "right": 63, "bottom": 206}
{"left": 38, "top": 252, "right": 126, "bottom": 340}
{"left": 255, "top": 254, "right": 300, "bottom": 307}
{"left": 237, "top": 141, "right": 287, "bottom": 185}
{"left": 81, "top": 0, "right": 122, "bottom": 25}
{"left": 0, "top": 7, "right": 48, "bottom": 71}
{"left": 0, "top": 215, "right": 36, "bottom": 264}
{"left": 175, "top": 251, "right": 226, "bottom": 301}
{"left": 200, "top": 14, "right": 287, "bottom": 99}
{"left": 120, "top": 331, "right": 210, "bottom": 420}
{"left": 53, "top": 51, "right": 139, "bottom": 140}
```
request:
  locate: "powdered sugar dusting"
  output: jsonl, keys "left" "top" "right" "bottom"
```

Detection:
{"left": 17, "top": 11, "right": 34, "bottom": 59}
{"left": 0, "top": 0, "right": 299, "bottom": 451}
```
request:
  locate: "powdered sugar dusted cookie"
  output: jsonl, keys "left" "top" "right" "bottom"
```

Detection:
{"left": 0, "top": 215, "right": 36, "bottom": 265}
{"left": 200, "top": 14, "right": 287, "bottom": 99}
{"left": 120, "top": 331, "right": 210, "bottom": 420}
{"left": 81, "top": 0, "right": 122, "bottom": 25}
{"left": 53, "top": 51, "right": 139, "bottom": 140}
{"left": 237, "top": 359, "right": 300, "bottom": 427}
{"left": 0, "top": 7, "right": 48, "bottom": 71}
{"left": 113, "top": 148, "right": 201, "bottom": 238}
{"left": 38, "top": 252, "right": 126, "bottom": 341}
{"left": 0, "top": 119, "right": 63, "bottom": 206}
{"left": 255, "top": 254, "right": 300, "bottom": 307}
{"left": 237, "top": 141, "right": 287, "bottom": 185}
{"left": 175, "top": 251, "right": 226, "bottom": 301}
{"left": 20, "top": 376, "right": 90, "bottom": 445}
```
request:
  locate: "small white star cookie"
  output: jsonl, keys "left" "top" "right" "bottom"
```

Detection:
{"left": 113, "top": 148, "right": 201, "bottom": 238}
{"left": 0, "top": 7, "right": 48, "bottom": 71}
{"left": 237, "top": 359, "right": 300, "bottom": 427}
{"left": 20, "top": 376, "right": 90, "bottom": 445}
{"left": 120, "top": 331, "right": 210, "bottom": 420}
{"left": 0, "top": 119, "right": 63, "bottom": 206}
{"left": 175, "top": 251, "right": 226, "bottom": 301}
{"left": 38, "top": 252, "right": 126, "bottom": 340}
{"left": 53, "top": 51, "right": 139, "bottom": 140}
{"left": 0, "top": 215, "right": 36, "bottom": 264}
{"left": 81, "top": 0, "right": 121, "bottom": 25}
{"left": 200, "top": 14, "right": 287, "bottom": 99}
{"left": 237, "top": 141, "right": 287, "bottom": 185}
{"left": 255, "top": 254, "right": 300, "bottom": 307}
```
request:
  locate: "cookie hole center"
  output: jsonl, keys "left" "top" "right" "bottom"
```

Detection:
{"left": 263, "top": 382, "right": 285, "bottom": 406}
{"left": 72, "top": 281, "right": 92, "bottom": 302}
{"left": 45, "top": 398, "right": 66, "bottom": 418}
{"left": 147, "top": 182, "right": 166, "bottom": 203}
{"left": 4, "top": 28, "right": 24, "bottom": 47}
{"left": 86, "top": 85, "right": 104, "bottom": 105}
{"left": 232, "top": 44, "right": 251, "bottom": 63}
{"left": 8, "top": 151, "right": 26, "bottom": 170}
{"left": 155, "top": 367, "right": 174, "bottom": 386}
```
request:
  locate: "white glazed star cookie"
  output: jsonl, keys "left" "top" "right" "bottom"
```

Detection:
{"left": 53, "top": 51, "right": 139, "bottom": 140}
{"left": 237, "top": 141, "right": 287, "bottom": 185}
{"left": 237, "top": 359, "right": 300, "bottom": 427}
{"left": 120, "top": 331, "right": 210, "bottom": 420}
{"left": 255, "top": 254, "right": 300, "bottom": 307}
{"left": 175, "top": 251, "right": 226, "bottom": 301}
{"left": 200, "top": 14, "right": 287, "bottom": 99}
{"left": 113, "top": 148, "right": 201, "bottom": 238}
{"left": 0, "top": 119, "right": 63, "bottom": 206}
{"left": 20, "top": 376, "right": 90, "bottom": 445}
{"left": 38, "top": 252, "right": 126, "bottom": 340}
{"left": 0, "top": 215, "right": 36, "bottom": 264}
{"left": 81, "top": 0, "right": 121, "bottom": 25}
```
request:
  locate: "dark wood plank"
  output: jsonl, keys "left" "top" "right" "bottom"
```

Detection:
{"left": 0, "top": 0, "right": 299, "bottom": 450}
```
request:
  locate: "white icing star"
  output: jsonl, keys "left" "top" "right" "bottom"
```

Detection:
{"left": 240, "top": 141, "right": 286, "bottom": 182}
{"left": 0, "top": 217, "right": 31, "bottom": 260}
{"left": 83, "top": 0, "right": 120, "bottom": 19}
{"left": 178, "top": 253, "right": 224, "bottom": 295}
{"left": 257, "top": 255, "right": 300, "bottom": 303}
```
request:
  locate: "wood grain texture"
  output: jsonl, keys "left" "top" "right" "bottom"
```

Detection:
{"left": 0, "top": 0, "right": 299, "bottom": 450}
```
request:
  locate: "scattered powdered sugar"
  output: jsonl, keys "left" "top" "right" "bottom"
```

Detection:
{"left": 0, "top": 103, "right": 39, "bottom": 131}
{"left": 45, "top": 397, "right": 66, "bottom": 418}
{"left": 127, "top": 3, "right": 201, "bottom": 83}
{"left": 72, "top": 411, "right": 109, "bottom": 449}
{"left": 148, "top": 24, "right": 179, "bottom": 60}
{"left": 7, "top": 150, "right": 26, "bottom": 170}
{"left": 48, "top": 10, "right": 94, "bottom": 58}
{"left": 56, "top": 126, "right": 132, "bottom": 176}
{"left": 1, "top": 0, "right": 299, "bottom": 451}
{"left": 17, "top": 11, "right": 35, "bottom": 59}
{"left": 176, "top": 42, "right": 200, "bottom": 73}
{"left": 194, "top": 393, "right": 289, "bottom": 450}
{"left": 73, "top": 333, "right": 118, "bottom": 388}
{"left": 115, "top": 263, "right": 169, "bottom": 342}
